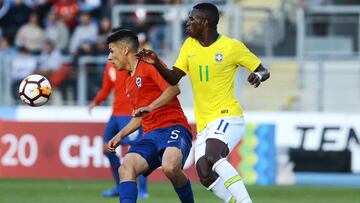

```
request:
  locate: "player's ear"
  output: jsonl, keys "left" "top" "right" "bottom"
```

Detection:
{"left": 123, "top": 45, "right": 129, "bottom": 55}
{"left": 202, "top": 18, "right": 208, "bottom": 27}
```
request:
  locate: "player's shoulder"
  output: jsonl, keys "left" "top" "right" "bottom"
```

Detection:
{"left": 138, "top": 60, "right": 157, "bottom": 74}
{"left": 183, "top": 37, "right": 198, "bottom": 46}
{"left": 138, "top": 60, "right": 154, "bottom": 68}
{"left": 221, "top": 36, "right": 249, "bottom": 52}
{"left": 220, "top": 35, "right": 244, "bottom": 46}
{"left": 184, "top": 37, "right": 194, "bottom": 43}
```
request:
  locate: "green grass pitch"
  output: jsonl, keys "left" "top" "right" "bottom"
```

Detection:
{"left": 0, "top": 179, "right": 359, "bottom": 203}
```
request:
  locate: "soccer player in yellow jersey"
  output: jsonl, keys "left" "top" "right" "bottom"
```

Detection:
{"left": 137, "top": 3, "right": 270, "bottom": 203}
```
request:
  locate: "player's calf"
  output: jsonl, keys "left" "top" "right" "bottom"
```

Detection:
{"left": 213, "top": 158, "right": 252, "bottom": 203}
{"left": 161, "top": 147, "right": 187, "bottom": 186}
{"left": 118, "top": 153, "right": 149, "bottom": 203}
{"left": 162, "top": 147, "right": 194, "bottom": 203}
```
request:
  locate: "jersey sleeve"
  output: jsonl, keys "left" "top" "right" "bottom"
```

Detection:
{"left": 233, "top": 40, "right": 261, "bottom": 72}
{"left": 148, "top": 64, "right": 171, "bottom": 91}
{"left": 92, "top": 64, "right": 113, "bottom": 105}
{"left": 173, "top": 38, "right": 190, "bottom": 74}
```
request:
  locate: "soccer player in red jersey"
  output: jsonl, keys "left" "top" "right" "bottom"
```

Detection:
{"left": 88, "top": 62, "right": 148, "bottom": 198}
{"left": 106, "top": 29, "right": 194, "bottom": 203}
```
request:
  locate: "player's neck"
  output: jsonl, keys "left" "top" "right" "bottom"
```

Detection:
{"left": 199, "top": 31, "right": 219, "bottom": 47}
{"left": 128, "top": 58, "right": 139, "bottom": 76}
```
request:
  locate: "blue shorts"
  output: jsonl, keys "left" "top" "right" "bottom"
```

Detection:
{"left": 103, "top": 115, "right": 143, "bottom": 145}
{"left": 128, "top": 125, "right": 192, "bottom": 176}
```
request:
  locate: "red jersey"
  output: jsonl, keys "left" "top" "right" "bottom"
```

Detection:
{"left": 126, "top": 61, "right": 191, "bottom": 134}
{"left": 92, "top": 63, "right": 133, "bottom": 115}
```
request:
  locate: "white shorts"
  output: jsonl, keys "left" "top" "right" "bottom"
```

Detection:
{"left": 194, "top": 116, "right": 245, "bottom": 163}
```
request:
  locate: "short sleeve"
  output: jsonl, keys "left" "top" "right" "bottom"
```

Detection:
{"left": 173, "top": 38, "right": 190, "bottom": 74}
{"left": 148, "top": 64, "right": 171, "bottom": 91}
{"left": 233, "top": 40, "right": 261, "bottom": 72}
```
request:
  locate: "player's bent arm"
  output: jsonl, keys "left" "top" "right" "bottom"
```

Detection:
{"left": 149, "top": 85, "right": 180, "bottom": 110}
{"left": 137, "top": 48, "right": 185, "bottom": 85}
{"left": 132, "top": 86, "right": 180, "bottom": 117}
{"left": 153, "top": 59, "right": 185, "bottom": 85}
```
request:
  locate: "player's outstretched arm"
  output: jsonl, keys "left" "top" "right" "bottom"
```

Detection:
{"left": 136, "top": 48, "right": 185, "bottom": 85}
{"left": 132, "top": 86, "right": 181, "bottom": 117}
{"left": 247, "top": 64, "right": 270, "bottom": 88}
{"left": 106, "top": 117, "right": 142, "bottom": 152}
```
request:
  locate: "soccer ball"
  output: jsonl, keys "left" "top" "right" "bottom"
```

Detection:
{"left": 18, "top": 74, "right": 52, "bottom": 107}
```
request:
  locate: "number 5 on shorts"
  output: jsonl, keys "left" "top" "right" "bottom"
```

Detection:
{"left": 170, "top": 130, "right": 180, "bottom": 139}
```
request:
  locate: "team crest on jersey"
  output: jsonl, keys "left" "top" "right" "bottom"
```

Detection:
{"left": 136, "top": 76, "right": 142, "bottom": 88}
{"left": 215, "top": 53, "right": 223, "bottom": 62}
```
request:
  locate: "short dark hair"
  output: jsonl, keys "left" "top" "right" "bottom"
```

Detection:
{"left": 106, "top": 28, "right": 139, "bottom": 52}
{"left": 193, "top": 3, "right": 219, "bottom": 28}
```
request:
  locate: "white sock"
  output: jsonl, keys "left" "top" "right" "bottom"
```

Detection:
{"left": 212, "top": 158, "right": 252, "bottom": 203}
{"left": 207, "top": 177, "right": 234, "bottom": 203}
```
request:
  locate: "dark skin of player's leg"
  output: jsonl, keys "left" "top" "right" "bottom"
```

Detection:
{"left": 196, "top": 138, "right": 230, "bottom": 187}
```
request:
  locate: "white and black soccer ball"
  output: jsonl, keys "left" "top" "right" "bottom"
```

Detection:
{"left": 18, "top": 74, "right": 52, "bottom": 107}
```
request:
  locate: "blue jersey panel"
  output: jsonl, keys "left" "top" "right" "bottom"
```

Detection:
{"left": 103, "top": 115, "right": 143, "bottom": 145}
{"left": 128, "top": 125, "right": 192, "bottom": 176}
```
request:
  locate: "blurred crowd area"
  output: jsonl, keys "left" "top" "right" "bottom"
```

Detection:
{"left": 0, "top": 0, "right": 198, "bottom": 105}
{"left": 1, "top": 0, "right": 360, "bottom": 108}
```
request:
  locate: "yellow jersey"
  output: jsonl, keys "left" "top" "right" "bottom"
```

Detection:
{"left": 174, "top": 35, "right": 261, "bottom": 132}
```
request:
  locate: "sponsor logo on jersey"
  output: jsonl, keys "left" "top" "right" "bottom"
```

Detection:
{"left": 221, "top": 109, "right": 228, "bottom": 114}
{"left": 188, "top": 54, "right": 196, "bottom": 58}
{"left": 167, "top": 140, "right": 178, "bottom": 144}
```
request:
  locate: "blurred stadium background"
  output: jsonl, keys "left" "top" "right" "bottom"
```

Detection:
{"left": 1, "top": 0, "right": 360, "bottom": 202}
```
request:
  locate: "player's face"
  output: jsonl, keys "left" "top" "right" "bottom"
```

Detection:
{"left": 186, "top": 9, "right": 205, "bottom": 39}
{"left": 108, "top": 42, "right": 126, "bottom": 71}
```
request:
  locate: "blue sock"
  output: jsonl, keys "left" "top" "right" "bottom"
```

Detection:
{"left": 138, "top": 175, "right": 147, "bottom": 193}
{"left": 174, "top": 179, "right": 194, "bottom": 203}
{"left": 105, "top": 152, "right": 121, "bottom": 185}
{"left": 118, "top": 181, "right": 137, "bottom": 203}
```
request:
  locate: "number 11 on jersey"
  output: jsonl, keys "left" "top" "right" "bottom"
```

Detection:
{"left": 199, "top": 65, "right": 209, "bottom": 82}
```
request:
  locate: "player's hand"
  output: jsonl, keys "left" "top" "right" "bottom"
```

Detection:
{"left": 132, "top": 105, "right": 153, "bottom": 117}
{"left": 247, "top": 72, "right": 262, "bottom": 88}
{"left": 88, "top": 101, "right": 96, "bottom": 115}
{"left": 106, "top": 134, "right": 122, "bottom": 153}
{"left": 136, "top": 48, "right": 160, "bottom": 65}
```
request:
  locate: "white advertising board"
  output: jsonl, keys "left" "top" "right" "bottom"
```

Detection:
{"left": 2, "top": 107, "right": 359, "bottom": 172}
{"left": 246, "top": 112, "right": 360, "bottom": 172}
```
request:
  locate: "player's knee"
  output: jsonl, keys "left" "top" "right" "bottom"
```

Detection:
{"left": 196, "top": 163, "right": 217, "bottom": 187}
{"left": 199, "top": 175, "right": 215, "bottom": 187}
{"left": 205, "top": 154, "right": 222, "bottom": 167}
{"left": 119, "top": 162, "right": 136, "bottom": 179}
{"left": 161, "top": 162, "right": 179, "bottom": 178}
